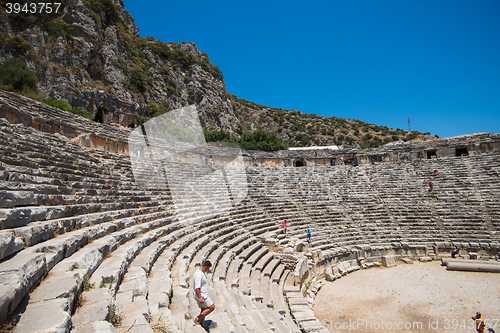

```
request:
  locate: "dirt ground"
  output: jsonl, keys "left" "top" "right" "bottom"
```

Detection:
{"left": 313, "top": 261, "right": 500, "bottom": 333}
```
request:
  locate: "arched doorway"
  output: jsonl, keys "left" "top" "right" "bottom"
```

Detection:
{"left": 295, "top": 160, "right": 306, "bottom": 167}
{"left": 93, "top": 105, "right": 107, "bottom": 123}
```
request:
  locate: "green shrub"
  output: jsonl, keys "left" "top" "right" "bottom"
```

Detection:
{"left": 229, "top": 94, "right": 266, "bottom": 110}
{"left": 138, "top": 115, "right": 149, "bottom": 126}
{"left": 362, "top": 133, "right": 373, "bottom": 141}
{"left": 5, "top": 36, "right": 32, "bottom": 55}
{"left": 84, "top": 0, "right": 123, "bottom": 26}
{"left": 129, "top": 69, "right": 147, "bottom": 93}
{"left": 166, "top": 85, "right": 175, "bottom": 94}
{"left": 38, "top": 18, "right": 71, "bottom": 40}
{"left": 238, "top": 129, "right": 288, "bottom": 151}
{"left": 204, "top": 129, "right": 287, "bottom": 151}
{"left": 204, "top": 129, "right": 229, "bottom": 142}
{"left": 82, "top": 274, "right": 95, "bottom": 291}
{"left": 149, "top": 41, "right": 225, "bottom": 80}
{"left": 43, "top": 98, "right": 92, "bottom": 119}
{"left": 210, "top": 65, "right": 223, "bottom": 81}
{"left": 406, "top": 132, "right": 419, "bottom": 141}
{"left": 295, "top": 133, "right": 311, "bottom": 146}
{"left": 108, "top": 304, "right": 121, "bottom": 327}
{"left": 0, "top": 58, "right": 38, "bottom": 93}
{"left": 145, "top": 102, "right": 170, "bottom": 118}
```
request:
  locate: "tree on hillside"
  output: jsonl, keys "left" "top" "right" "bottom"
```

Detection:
{"left": 238, "top": 129, "right": 288, "bottom": 151}
{"left": 0, "top": 58, "right": 38, "bottom": 93}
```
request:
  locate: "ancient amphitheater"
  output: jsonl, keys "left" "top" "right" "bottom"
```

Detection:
{"left": 0, "top": 89, "right": 499, "bottom": 333}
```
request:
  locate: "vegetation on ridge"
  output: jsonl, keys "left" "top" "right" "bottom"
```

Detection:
{"left": 204, "top": 128, "right": 288, "bottom": 151}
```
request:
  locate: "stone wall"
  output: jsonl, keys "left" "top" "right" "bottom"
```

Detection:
{"left": 1, "top": 89, "right": 499, "bottom": 167}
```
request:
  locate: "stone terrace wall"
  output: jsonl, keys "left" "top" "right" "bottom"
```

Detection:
{"left": 2, "top": 89, "right": 499, "bottom": 168}
{"left": 0, "top": 90, "right": 131, "bottom": 154}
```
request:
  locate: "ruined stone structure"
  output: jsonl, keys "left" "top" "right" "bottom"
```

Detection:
{"left": 0, "top": 91, "right": 499, "bottom": 332}
{"left": 2, "top": 89, "right": 499, "bottom": 169}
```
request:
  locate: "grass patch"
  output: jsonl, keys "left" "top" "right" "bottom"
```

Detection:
{"left": 82, "top": 274, "right": 95, "bottom": 291}
{"left": 43, "top": 98, "right": 92, "bottom": 120}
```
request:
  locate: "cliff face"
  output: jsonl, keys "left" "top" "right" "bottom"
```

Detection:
{"left": 0, "top": 0, "right": 242, "bottom": 133}
{"left": 0, "top": 0, "right": 423, "bottom": 148}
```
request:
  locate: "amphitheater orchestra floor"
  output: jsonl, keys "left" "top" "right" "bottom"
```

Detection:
{"left": 313, "top": 261, "right": 500, "bottom": 333}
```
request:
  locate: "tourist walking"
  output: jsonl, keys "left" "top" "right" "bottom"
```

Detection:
{"left": 429, "top": 181, "right": 434, "bottom": 191}
{"left": 193, "top": 260, "right": 215, "bottom": 332}
{"left": 153, "top": 166, "right": 158, "bottom": 181}
{"left": 281, "top": 220, "right": 287, "bottom": 235}
{"left": 136, "top": 146, "right": 142, "bottom": 158}
{"left": 472, "top": 312, "right": 485, "bottom": 333}
{"left": 451, "top": 249, "right": 459, "bottom": 258}
{"left": 306, "top": 229, "right": 311, "bottom": 243}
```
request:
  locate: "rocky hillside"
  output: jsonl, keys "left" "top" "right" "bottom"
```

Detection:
{"left": 0, "top": 0, "right": 432, "bottom": 148}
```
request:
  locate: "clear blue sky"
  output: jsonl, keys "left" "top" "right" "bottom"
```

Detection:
{"left": 125, "top": 0, "right": 500, "bottom": 139}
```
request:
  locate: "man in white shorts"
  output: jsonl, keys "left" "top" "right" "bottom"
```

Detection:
{"left": 193, "top": 260, "right": 215, "bottom": 331}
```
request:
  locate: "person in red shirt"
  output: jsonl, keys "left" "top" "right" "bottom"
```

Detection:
{"left": 281, "top": 221, "right": 287, "bottom": 235}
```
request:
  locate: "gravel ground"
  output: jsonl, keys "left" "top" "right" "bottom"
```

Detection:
{"left": 313, "top": 261, "right": 500, "bottom": 333}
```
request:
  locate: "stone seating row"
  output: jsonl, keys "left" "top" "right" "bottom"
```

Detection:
{"left": 0, "top": 121, "right": 132, "bottom": 183}
{"left": 11, "top": 188, "right": 235, "bottom": 332}
{"left": 245, "top": 155, "right": 500, "bottom": 251}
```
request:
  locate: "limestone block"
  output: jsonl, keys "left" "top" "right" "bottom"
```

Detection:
{"left": 92, "top": 321, "right": 118, "bottom": 333}
{"left": 381, "top": 255, "right": 396, "bottom": 267}
{"left": 120, "top": 267, "right": 148, "bottom": 296}
{"left": 187, "top": 326, "right": 207, "bottom": 333}
{"left": 299, "top": 321, "right": 324, "bottom": 333}
{"left": 0, "top": 252, "right": 47, "bottom": 315}
{"left": 283, "top": 285, "right": 300, "bottom": 293}
{"left": 60, "top": 231, "right": 88, "bottom": 258}
{"left": 292, "top": 309, "right": 316, "bottom": 322}
{"left": 288, "top": 297, "right": 308, "bottom": 306}
{"left": 346, "top": 265, "right": 360, "bottom": 273}
{"left": 289, "top": 304, "right": 312, "bottom": 313}
{"left": 0, "top": 231, "right": 24, "bottom": 261}
{"left": 72, "top": 299, "right": 113, "bottom": 329}
{"left": 325, "top": 267, "right": 335, "bottom": 282}
{"left": 13, "top": 298, "right": 71, "bottom": 333}
{"left": 28, "top": 273, "right": 82, "bottom": 309}
{"left": 69, "top": 246, "right": 104, "bottom": 276}
{"left": 0, "top": 284, "right": 15, "bottom": 321}
{"left": 87, "top": 223, "right": 116, "bottom": 242}
{"left": 479, "top": 243, "right": 490, "bottom": 250}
